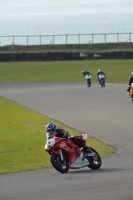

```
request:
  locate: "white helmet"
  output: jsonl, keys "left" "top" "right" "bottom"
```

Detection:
{"left": 98, "top": 70, "right": 101, "bottom": 72}
{"left": 132, "top": 72, "right": 133, "bottom": 75}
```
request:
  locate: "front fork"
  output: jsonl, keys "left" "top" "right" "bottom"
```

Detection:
{"left": 58, "top": 149, "right": 67, "bottom": 169}
{"left": 59, "top": 149, "right": 64, "bottom": 161}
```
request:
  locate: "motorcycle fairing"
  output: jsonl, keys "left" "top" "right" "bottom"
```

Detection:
{"left": 84, "top": 74, "right": 92, "bottom": 80}
{"left": 70, "top": 153, "right": 89, "bottom": 169}
{"left": 98, "top": 74, "right": 105, "bottom": 79}
{"left": 44, "top": 138, "right": 55, "bottom": 150}
{"left": 45, "top": 137, "right": 83, "bottom": 165}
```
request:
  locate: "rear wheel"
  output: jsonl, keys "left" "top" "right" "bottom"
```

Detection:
{"left": 103, "top": 80, "right": 105, "bottom": 87}
{"left": 100, "top": 80, "right": 103, "bottom": 87}
{"left": 87, "top": 148, "right": 102, "bottom": 170}
{"left": 101, "top": 79, "right": 105, "bottom": 87}
{"left": 50, "top": 154, "right": 70, "bottom": 173}
{"left": 87, "top": 79, "right": 91, "bottom": 87}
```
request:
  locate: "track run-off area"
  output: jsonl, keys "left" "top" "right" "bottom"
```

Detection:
{"left": 0, "top": 82, "right": 133, "bottom": 200}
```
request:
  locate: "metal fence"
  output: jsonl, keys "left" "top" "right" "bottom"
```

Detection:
{"left": 0, "top": 32, "right": 133, "bottom": 46}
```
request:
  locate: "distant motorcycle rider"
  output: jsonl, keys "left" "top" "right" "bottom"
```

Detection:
{"left": 46, "top": 123, "right": 91, "bottom": 152}
{"left": 97, "top": 69, "right": 106, "bottom": 82}
{"left": 82, "top": 70, "right": 92, "bottom": 81}
{"left": 127, "top": 72, "right": 133, "bottom": 94}
{"left": 82, "top": 70, "right": 92, "bottom": 85}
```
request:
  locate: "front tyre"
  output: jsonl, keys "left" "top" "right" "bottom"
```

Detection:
{"left": 50, "top": 154, "right": 70, "bottom": 173}
{"left": 88, "top": 148, "right": 102, "bottom": 170}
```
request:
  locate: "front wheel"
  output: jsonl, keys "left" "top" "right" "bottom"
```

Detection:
{"left": 50, "top": 154, "right": 70, "bottom": 173}
{"left": 87, "top": 148, "right": 102, "bottom": 170}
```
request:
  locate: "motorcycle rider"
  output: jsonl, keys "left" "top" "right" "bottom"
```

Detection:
{"left": 46, "top": 123, "right": 91, "bottom": 152}
{"left": 127, "top": 72, "right": 133, "bottom": 95}
{"left": 97, "top": 69, "right": 106, "bottom": 82}
{"left": 82, "top": 70, "right": 92, "bottom": 81}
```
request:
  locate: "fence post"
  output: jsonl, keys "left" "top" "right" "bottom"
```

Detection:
{"left": 66, "top": 34, "right": 67, "bottom": 44}
{"left": 53, "top": 35, "right": 54, "bottom": 45}
{"left": 27, "top": 36, "right": 28, "bottom": 46}
{"left": 92, "top": 34, "right": 93, "bottom": 44}
{"left": 13, "top": 35, "right": 15, "bottom": 45}
{"left": 129, "top": 33, "right": 131, "bottom": 43}
{"left": 40, "top": 35, "right": 41, "bottom": 45}
{"left": 117, "top": 33, "right": 119, "bottom": 43}
{"left": 104, "top": 33, "right": 106, "bottom": 43}
{"left": 78, "top": 34, "right": 80, "bottom": 44}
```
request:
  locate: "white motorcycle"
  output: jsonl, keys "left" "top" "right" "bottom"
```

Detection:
{"left": 84, "top": 74, "right": 92, "bottom": 87}
{"left": 98, "top": 74, "right": 106, "bottom": 87}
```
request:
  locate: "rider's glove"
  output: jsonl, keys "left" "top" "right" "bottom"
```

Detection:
{"left": 56, "top": 128, "right": 65, "bottom": 134}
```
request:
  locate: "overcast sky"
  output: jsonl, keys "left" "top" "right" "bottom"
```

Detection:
{"left": 0, "top": 0, "right": 131, "bottom": 6}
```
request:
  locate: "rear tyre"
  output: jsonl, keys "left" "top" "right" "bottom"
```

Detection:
{"left": 50, "top": 154, "right": 70, "bottom": 173}
{"left": 100, "top": 80, "right": 103, "bottom": 87}
{"left": 132, "top": 94, "right": 133, "bottom": 101}
{"left": 87, "top": 79, "right": 91, "bottom": 87}
{"left": 87, "top": 148, "right": 102, "bottom": 170}
{"left": 103, "top": 80, "right": 105, "bottom": 87}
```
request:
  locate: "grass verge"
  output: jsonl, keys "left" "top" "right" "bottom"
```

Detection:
{"left": 0, "top": 60, "right": 133, "bottom": 83}
{"left": 0, "top": 97, "right": 116, "bottom": 174}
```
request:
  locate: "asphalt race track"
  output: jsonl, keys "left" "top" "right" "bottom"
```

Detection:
{"left": 0, "top": 82, "right": 133, "bottom": 200}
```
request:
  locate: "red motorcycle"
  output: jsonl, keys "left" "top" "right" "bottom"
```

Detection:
{"left": 44, "top": 134, "right": 102, "bottom": 173}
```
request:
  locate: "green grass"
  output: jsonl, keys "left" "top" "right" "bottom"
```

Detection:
{"left": 0, "top": 97, "right": 116, "bottom": 174}
{"left": 0, "top": 60, "right": 133, "bottom": 83}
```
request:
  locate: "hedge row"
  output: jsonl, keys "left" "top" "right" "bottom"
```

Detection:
{"left": 0, "top": 51, "right": 133, "bottom": 62}
{"left": 0, "top": 52, "right": 80, "bottom": 62}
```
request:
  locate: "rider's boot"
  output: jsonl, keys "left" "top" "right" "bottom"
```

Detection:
{"left": 82, "top": 143, "right": 92, "bottom": 153}
{"left": 83, "top": 147, "right": 92, "bottom": 153}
